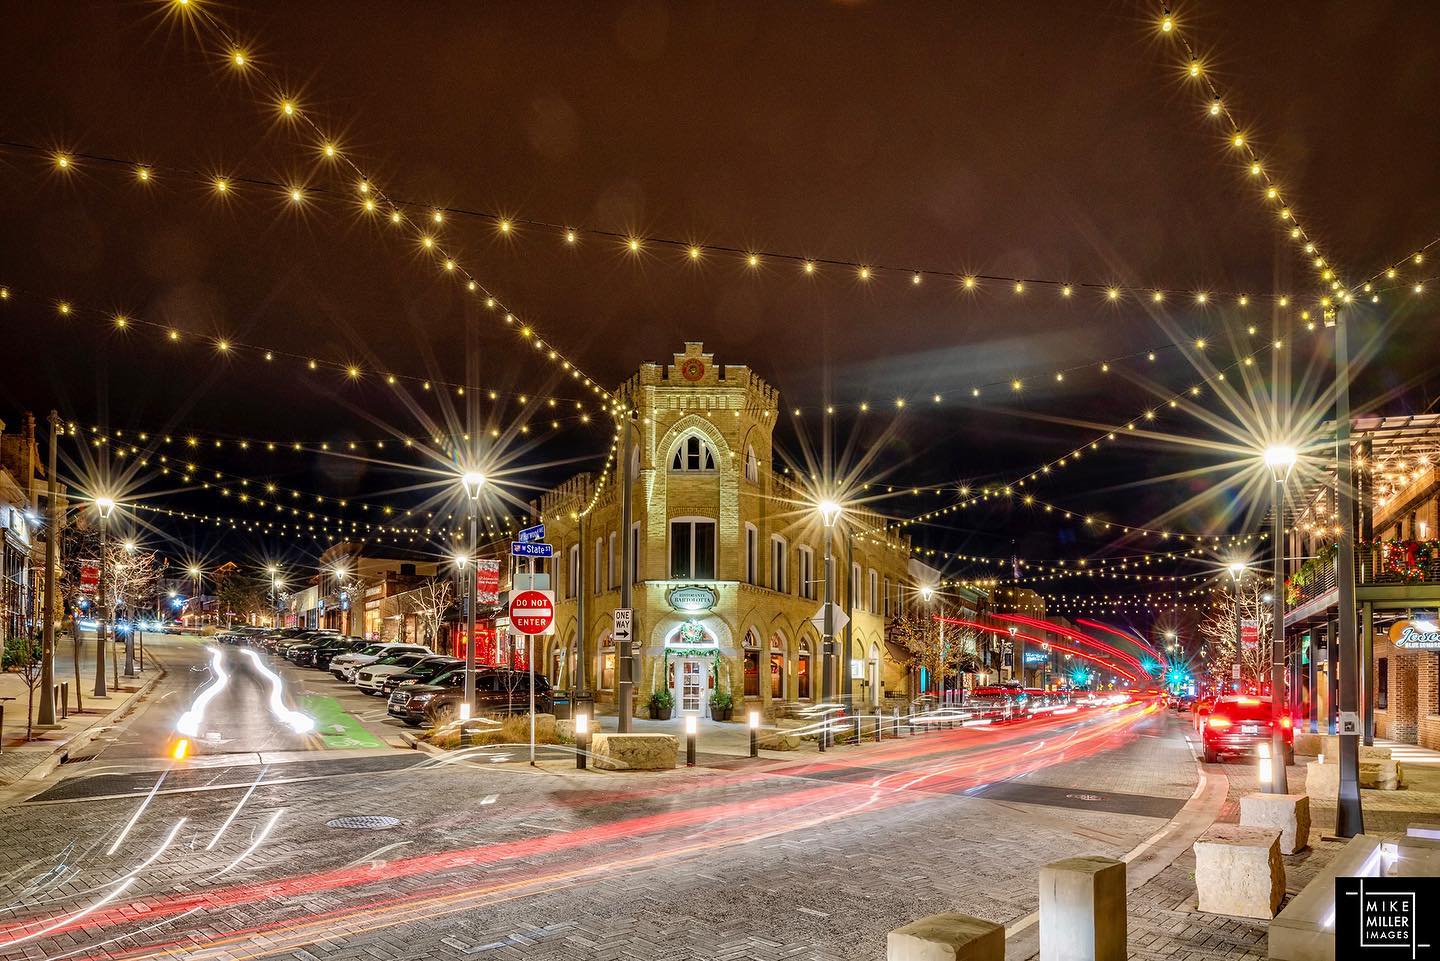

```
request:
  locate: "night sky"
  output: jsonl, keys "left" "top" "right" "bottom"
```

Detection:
{"left": 2, "top": 1, "right": 1438, "bottom": 612}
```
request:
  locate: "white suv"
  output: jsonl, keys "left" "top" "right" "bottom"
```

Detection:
{"left": 330, "top": 642, "right": 429, "bottom": 682}
{"left": 354, "top": 651, "right": 444, "bottom": 694}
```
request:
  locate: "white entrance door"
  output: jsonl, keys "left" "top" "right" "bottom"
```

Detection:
{"left": 677, "top": 659, "right": 705, "bottom": 713}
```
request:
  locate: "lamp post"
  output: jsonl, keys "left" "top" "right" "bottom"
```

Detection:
{"left": 819, "top": 499, "right": 842, "bottom": 748}
{"left": 1007, "top": 624, "right": 1019, "bottom": 683}
{"left": 121, "top": 539, "right": 137, "bottom": 678}
{"left": 267, "top": 565, "right": 280, "bottom": 628}
{"left": 1228, "top": 562, "right": 1246, "bottom": 694}
{"left": 188, "top": 565, "right": 203, "bottom": 628}
{"left": 36, "top": 411, "right": 61, "bottom": 727}
{"left": 1264, "top": 445, "right": 1297, "bottom": 793}
{"left": 460, "top": 472, "right": 485, "bottom": 734}
{"left": 93, "top": 497, "right": 115, "bottom": 698}
{"left": 921, "top": 585, "right": 940, "bottom": 703}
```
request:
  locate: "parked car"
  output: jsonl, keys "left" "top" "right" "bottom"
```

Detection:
{"left": 280, "top": 631, "right": 338, "bottom": 661}
{"left": 354, "top": 652, "right": 445, "bottom": 694}
{"left": 312, "top": 638, "right": 372, "bottom": 670}
{"left": 1201, "top": 696, "right": 1294, "bottom": 764}
{"left": 386, "top": 668, "right": 553, "bottom": 727}
{"left": 965, "top": 685, "right": 1031, "bottom": 721}
{"left": 330, "top": 642, "right": 430, "bottom": 681}
{"left": 1192, "top": 695, "right": 1218, "bottom": 731}
{"left": 380, "top": 656, "right": 463, "bottom": 696}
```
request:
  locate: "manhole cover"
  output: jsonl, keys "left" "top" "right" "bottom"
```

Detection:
{"left": 325, "top": 815, "right": 401, "bottom": 830}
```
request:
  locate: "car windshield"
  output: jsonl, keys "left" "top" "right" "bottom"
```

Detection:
{"left": 413, "top": 660, "right": 460, "bottom": 679}
{"left": 358, "top": 645, "right": 386, "bottom": 656}
{"left": 1215, "top": 698, "right": 1272, "bottom": 721}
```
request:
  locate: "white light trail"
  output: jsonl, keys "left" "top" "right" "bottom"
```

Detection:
{"left": 175, "top": 647, "right": 230, "bottom": 738}
{"left": 239, "top": 649, "right": 315, "bottom": 734}
{"left": 207, "top": 808, "right": 285, "bottom": 881}
{"left": 0, "top": 878, "right": 134, "bottom": 950}
{"left": 105, "top": 770, "right": 169, "bottom": 857}
{"left": 206, "top": 766, "right": 268, "bottom": 850}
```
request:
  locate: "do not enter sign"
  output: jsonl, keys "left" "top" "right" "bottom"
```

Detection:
{"left": 509, "top": 589, "right": 556, "bottom": 636}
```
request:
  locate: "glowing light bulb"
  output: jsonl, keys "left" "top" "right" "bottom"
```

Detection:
{"left": 1161, "top": 15, "right": 1174, "bottom": 32}
{"left": 1209, "top": 98, "right": 1222, "bottom": 116}
{"left": 281, "top": 100, "right": 296, "bottom": 116}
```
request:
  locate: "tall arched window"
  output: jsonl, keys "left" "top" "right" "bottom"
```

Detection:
{"left": 745, "top": 445, "right": 759, "bottom": 483}
{"left": 670, "top": 435, "right": 717, "bottom": 472}
{"left": 796, "top": 639, "right": 812, "bottom": 700}
{"left": 743, "top": 630, "right": 761, "bottom": 697}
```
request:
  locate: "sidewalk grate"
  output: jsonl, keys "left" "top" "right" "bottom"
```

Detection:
{"left": 326, "top": 815, "right": 401, "bottom": 830}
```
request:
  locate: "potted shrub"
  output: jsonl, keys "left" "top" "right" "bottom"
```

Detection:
{"left": 709, "top": 689, "right": 734, "bottom": 722}
{"left": 648, "top": 688, "right": 673, "bottom": 720}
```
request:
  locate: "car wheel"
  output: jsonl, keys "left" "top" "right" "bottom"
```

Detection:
{"left": 1202, "top": 746, "right": 1219, "bottom": 763}
{"left": 403, "top": 718, "right": 421, "bottom": 728}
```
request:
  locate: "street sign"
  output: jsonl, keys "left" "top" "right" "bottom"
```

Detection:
{"left": 79, "top": 561, "right": 99, "bottom": 595}
{"left": 510, "top": 541, "right": 554, "bottom": 559}
{"left": 807, "top": 602, "right": 850, "bottom": 633}
{"left": 475, "top": 559, "right": 502, "bottom": 606}
{"left": 508, "top": 589, "right": 556, "bottom": 636}
{"left": 613, "top": 607, "right": 633, "bottom": 644}
{"left": 1240, "top": 618, "right": 1260, "bottom": 650}
{"left": 1232, "top": 664, "right": 1242, "bottom": 680}
{"left": 517, "top": 523, "right": 545, "bottom": 544}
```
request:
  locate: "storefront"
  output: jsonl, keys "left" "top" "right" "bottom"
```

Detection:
{"left": 1373, "top": 616, "right": 1440, "bottom": 749}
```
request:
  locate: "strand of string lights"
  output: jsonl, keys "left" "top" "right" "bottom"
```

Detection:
{"left": 5, "top": 141, "right": 1343, "bottom": 420}
{"left": 1, "top": 286, "right": 613, "bottom": 426}
{"left": 1157, "top": 6, "right": 1352, "bottom": 303}
{"left": 159, "top": 1, "right": 615, "bottom": 408}
{"left": 8, "top": 139, "right": 1356, "bottom": 319}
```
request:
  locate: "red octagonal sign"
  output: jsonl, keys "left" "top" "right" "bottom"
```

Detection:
{"left": 508, "top": 589, "right": 555, "bottom": 636}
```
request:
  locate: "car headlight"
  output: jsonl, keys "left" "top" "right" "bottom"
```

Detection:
{"left": 410, "top": 693, "right": 434, "bottom": 704}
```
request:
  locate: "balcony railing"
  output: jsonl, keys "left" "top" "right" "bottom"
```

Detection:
{"left": 1287, "top": 539, "right": 1440, "bottom": 613}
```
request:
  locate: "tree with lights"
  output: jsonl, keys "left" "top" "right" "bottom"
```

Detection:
{"left": 405, "top": 578, "right": 454, "bottom": 651}
{"left": 892, "top": 613, "right": 980, "bottom": 699}
{"left": 213, "top": 569, "right": 270, "bottom": 627}
{"left": 1198, "top": 579, "right": 1272, "bottom": 686}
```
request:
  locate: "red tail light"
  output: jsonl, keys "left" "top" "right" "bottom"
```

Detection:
{"left": 1207, "top": 716, "right": 1232, "bottom": 729}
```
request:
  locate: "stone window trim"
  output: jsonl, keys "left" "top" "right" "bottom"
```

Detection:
{"left": 669, "top": 434, "right": 718, "bottom": 472}
{"left": 669, "top": 516, "right": 718, "bottom": 580}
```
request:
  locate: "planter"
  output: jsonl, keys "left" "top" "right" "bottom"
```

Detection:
{"left": 649, "top": 705, "right": 673, "bottom": 720}
{"left": 710, "top": 705, "right": 732, "bottom": 722}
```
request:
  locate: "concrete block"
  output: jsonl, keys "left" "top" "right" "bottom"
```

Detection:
{"left": 1305, "top": 760, "right": 1338, "bottom": 798}
{"left": 1318, "top": 734, "right": 1391, "bottom": 762}
{"left": 1239, "top": 793, "right": 1311, "bottom": 854}
{"left": 1407, "top": 822, "right": 1440, "bottom": 841}
{"left": 1359, "top": 758, "right": 1401, "bottom": 790}
{"left": 756, "top": 727, "right": 801, "bottom": 751}
{"left": 589, "top": 733, "right": 677, "bottom": 770}
{"left": 1291, "top": 732, "right": 1324, "bottom": 757}
{"left": 555, "top": 719, "right": 575, "bottom": 741}
{"left": 1038, "top": 856, "right": 1126, "bottom": 961}
{"left": 1193, "top": 825, "right": 1285, "bottom": 919}
{"left": 887, "top": 914, "right": 1004, "bottom": 961}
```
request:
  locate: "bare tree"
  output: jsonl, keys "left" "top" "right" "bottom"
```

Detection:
{"left": 1199, "top": 577, "right": 1273, "bottom": 685}
{"left": 3, "top": 636, "right": 44, "bottom": 740}
{"left": 407, "top": 578, "right": 454, "bottom": 651}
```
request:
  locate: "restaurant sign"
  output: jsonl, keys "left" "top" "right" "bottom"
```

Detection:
{"left": 1392, "top": 619, "right": 1440, "bottom": 650}
{"left": 667, "top": 585, "right": 717, "bottom": 613}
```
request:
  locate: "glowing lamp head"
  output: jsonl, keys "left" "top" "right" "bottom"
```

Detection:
{"left": 123, "top": 540, "right": 136, "bottom": 552}
{"left": 188, "top": 565, "right": 202, "bottom": 578}
{"left": 817, "top": 500, "right": 842, "bottom": 528}
{"left": 461, "top": 471, "right": 486, "bottom": 499}
{"left": 920, "top": 586, "right": 934, "bottom": 602}
{"left": 1228, "top": 562, "right": 1246, "bottom": 582}
{"left": 94, "top": 496, "right": 116, "bottom": 519}
{"left": 1263, "top": 445, "right": 1297, "bottom": 484}
{"left": 452, "top": 551, "right": 469, "bottom": 569}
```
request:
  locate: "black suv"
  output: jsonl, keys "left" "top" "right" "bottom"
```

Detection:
{"left": 311, "top": 638, "right": 371, "bottom": 670}
{"left": 282, "top": 631, "right": 341, "bottom": 663}
{"left": 387, "top": 668, "right": 553, "bottom": 727}
{"left": 380, "top": 656, "right": 463, "bottom": 696}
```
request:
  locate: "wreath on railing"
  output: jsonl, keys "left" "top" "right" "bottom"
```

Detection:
{"left": 1371, "top": 538, "right": 1439, "bottom": 583}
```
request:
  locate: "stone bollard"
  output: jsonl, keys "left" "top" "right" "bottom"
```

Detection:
{"left": 1038, "top": 856, "right": 1126, "bottom": 961}
{"left": 1239, "top": 793, "right": 1311, "bottom": 855}
{"left": 887, "top": 914, "right": 1003, "bottom": 961}
{"left": 1193, "top": 825, "right": 1284, "bottom": 919}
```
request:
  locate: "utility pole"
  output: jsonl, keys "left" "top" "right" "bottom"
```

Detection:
{"left": 617, "top": 412, "right": 635, "bottom": 733}
{"left": 1331, "top": 311, "right": 1364, "bottom": 836}
{"left": 36, "top": 412, "right": 60, "bottom": 727}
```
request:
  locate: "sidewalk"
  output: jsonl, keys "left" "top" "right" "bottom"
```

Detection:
{"left": 0, "top": 632, "right": 165, "bottom": 790}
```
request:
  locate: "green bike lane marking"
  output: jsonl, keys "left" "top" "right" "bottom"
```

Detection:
{"left": 301, "top": 694, "right": 386, "bottom": 750}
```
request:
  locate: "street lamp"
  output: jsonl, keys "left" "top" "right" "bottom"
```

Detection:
{"left": 459, "top": 472, "right": 486, "bottom": 741}
{"left": 1227, "top": 562, "right": 1246, "bottom": 696}
{"left": 92, "top": 497, "right": 116, "bottom": 696}
{"left": 817, "top": 498, "right": 843, "bottom": 746}
{"left": 1263, "top": 445, "right": 1297, "bottom": 794}
{"left": 187, "top": 564, "right": 203, "bottom": 627}
{"left": 1008, "top": 624, "right": 1020, "bottom": 683}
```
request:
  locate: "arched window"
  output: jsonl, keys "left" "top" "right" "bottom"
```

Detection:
{"left": 769, "top": 633, "right": 786, "bottom": 701}
{"left": 745, "top": 445, "right": 759, "bottom": 483}
{"left": 796, "top": 639, "right": 812, "bottom": 700}
{"left": 670, "top": 435, "right": 717, "bottom": 472}
{"left": 743, "top": 630, "right": 761, "bottom": 697}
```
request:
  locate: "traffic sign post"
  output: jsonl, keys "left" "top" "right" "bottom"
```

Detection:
{"left": 509, "top": 589, "right": 556, "bottom": 636}
{"left": 517, "top": 523, "right": 545, "bottom": 544}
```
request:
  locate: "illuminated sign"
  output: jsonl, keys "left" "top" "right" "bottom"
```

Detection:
{"left": 667, "top": 585, "right": 718, "bottom": 613}
{"left": 1394, "top": 620, "right": 1440, "bottom": 650}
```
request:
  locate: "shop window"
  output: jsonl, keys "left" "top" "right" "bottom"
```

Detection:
{"left": 796, "top": 641, "right": 811, "bottom": 699}
{"left": 600, "top": 651, "right": 616, "bottom": 690}
{"left": 770, "top": 652, "right": 785, "bottom": 699}
{"left": 670, "top": 518, "right": 716, "bottom": 579}
{"left": 670, "top": 435, "right": 717, "bottom": 472}
{"left": 1377, "top": 656, "right": 1388, "bottom": 711}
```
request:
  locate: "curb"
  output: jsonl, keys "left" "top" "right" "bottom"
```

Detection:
{"left": 0, "top": 651, "right": 169, "bottom": 808}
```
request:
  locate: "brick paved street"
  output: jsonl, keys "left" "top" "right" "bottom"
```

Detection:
{"left": 0, "top": 701, "right": 1194, "bottom": 961}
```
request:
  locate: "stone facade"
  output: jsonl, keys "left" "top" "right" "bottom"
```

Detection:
{"left": 533, "top": 343, "right": 923, "bottom": 719}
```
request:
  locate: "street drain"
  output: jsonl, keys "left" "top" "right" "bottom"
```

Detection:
{"left": 326, "top": 815, "right": 401, "bottom": 830}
